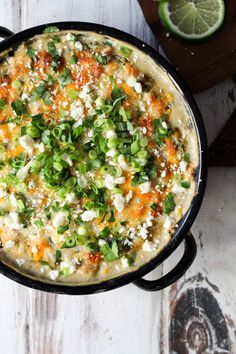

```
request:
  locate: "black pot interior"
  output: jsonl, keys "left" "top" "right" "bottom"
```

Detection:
{"left": 0, "top": 22, "right": 208, "bottom": 294}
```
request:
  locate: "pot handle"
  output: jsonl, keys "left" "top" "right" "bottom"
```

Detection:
{"left": 133, "top": 231, "right": 196, "bottom": 291}
{"left": 0, "top": 26, "right": 14, "bottom": 40}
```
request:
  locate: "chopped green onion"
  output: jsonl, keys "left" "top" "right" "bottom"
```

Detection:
{"left": 55, "top": 250, "right": 62, "bottom": 264}
{"left": 99, "top": 226, "right": 110, "bottom": 238}
{"left": 0, "top": 98, "right": 6, "bottom": 111}
{"left": 26, "top": 126, "right": 41, "bottom": 138}
{"left": 95, "top": 96, "right": 105, "bottom": 109}
{"left": 59, "top": 68, "right": 73, "bottom": 86}
{"left": 138, "top": 150, "right": 148, "bottom": 159}
{"left": 68, "top": 89, "right": 77, "bottom": 100}
{"left": 95, "top": 178, "right": 104, "bottom": 189}
{"left": 127, "top": 252, "right": 136, "bottom": 267}
{"left": 140, "top": 137, "right": 148, "bottom": 147}
{"left": 68, "top": 54, "right": 77, "bottom": 65}
{"left": 27, "top": 47, "right": 37, "bottom": 62}
{"left": 57, "top": 225, "right": 69, "bottom": 234}
{"left": 52, "top": 127, "right": 62, "bottom": 138}
{"left": 164, "top": 193, "right": 175, "bottom": 215}
{"left": 34, "top": 219, "right": 44, "bottom": 228}
{"left": 11, "top": 99, "right": 26, "bottom": 115}
{"left": 12, "top": 80, "right": 21, "bottom": 90}
{"left": 183, "top": 153, "right": 190, "bottom": 162}
{"left": 65, "top": 176, "right": 77, "bottom": 188}
{"left": 181, "top": 181, "right": 190, "bottom": 189}
{"left": 119, "top": 46, "right": 132, "bottom": 57}
{"left": 95, "top": 55, "right": 107, "bottom": 65}
{"left": 78, "top": 162, "right": 87, "bottom": 174}
{"left": 107, "top": 137, "right": 119, "bottom": 148}
{"left": 131, "top": 140, "right": 140, "bottom": 155}
{"left": 89, "top": 150, "right": 97, "bottom": 160}
{"left": 150, "top": 203, "right": 158, "bottom": 210}
{"left": 113, "top": 187, "right": 123, "bottom": 194}
{"left": 44, "top": 26, "right": 59, "bottom": 33}
{"left": 62, "top": 235, "right": 76, "bottom": 248}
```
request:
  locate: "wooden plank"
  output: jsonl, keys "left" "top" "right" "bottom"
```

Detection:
{"left": 161, "top": 169, "right": 236, "bottom": 353}
{"left": 138, "top": 0, "right": 236, "bottom": 93}
{"left": 20, "top": 0, "right": 158, "bottom": 50}
{"left": 0, "top": 1, "right": 163, "bottom": 354}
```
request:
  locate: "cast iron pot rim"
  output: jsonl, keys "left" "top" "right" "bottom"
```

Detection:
{"left": 0, "top": 22, "right": 208, "bottom": 295}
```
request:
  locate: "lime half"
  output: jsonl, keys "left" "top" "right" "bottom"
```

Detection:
{"left": 159, "top": 0, "right": 226, "bottom": 41}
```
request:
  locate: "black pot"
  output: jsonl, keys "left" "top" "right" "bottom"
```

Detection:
{"left": 0, "top": 22, "right": 208, "bottom": 294}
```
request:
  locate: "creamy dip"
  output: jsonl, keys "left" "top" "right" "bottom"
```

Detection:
{"left": 0, "top": 27, "right": 198, "bottom": 284}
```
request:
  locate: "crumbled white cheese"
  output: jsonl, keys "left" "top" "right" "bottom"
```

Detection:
{"left": 37, "top": 142, "right": 45, "bottom": 152}
{"left": 142, "top": 127, "right": 147, "bottom": 134}
{"left": 81, "top": 210, "right": 97, "bottom": 222}
{"left": 16, "top": 258, "right": 25, "bottom": 266}
{"left": 134, "top": 82, "right": 142, "bottom": 93}
{"left": 9, "top": 194, "right": 18, "bottom": 207}
{"left": 0, "top": 188, "right": 6, "bottom": 198}
{"left": 162, "top": 121, "right": 168, "bottom": 130}
{"left": 104, "top": 175, "right": 125, "bottom": 190}
{"left": 115, "top": 176, "right": 126, "bottom": 184}
{"left": 106, "top": 149, "right": 118, "bottom": 157}
{"left": 60, "top": 260, "right": 76, "bottom": 274}
{"left": 139, "top": 181, "right": 151, "bottom": 194}
{"left": 98, "top": 239, "right": 106, "bottom": 246}
{"left": 65, "top": 33, "right": 74, "bottom": 41}
{"left": 163, "top": 216, "right": 172, "bottom": 229}
{"left": 172, "top": 183, "right": 184, "bottom": 194}
{"left": 66, "top": 193, "right": 77, "bottom": 204}
{"left": 136, "top": 158, "right": 147, "bottom": 166}
{"left": 117, "top": 155, "right": 129, "bottom": 170}
{"left": 139, "top": 101, "right": 146, "bottom": 112}
{"left": 49, "top": 270, "right": 59, "bottom": 280}
{"left": 113, "top": 194, "right": 125, "bottom": 212}
{"left": 16, "top": 160, "right": 33, "bottom": 181}
{"left": 121, "top": 257, "right": 129, "bottom": 268}
{"left": 72, "top": 119, "right": 84, "bottom": 128}
{"left": 129, "top": 228, "right": 136, "bottom": 239}
{"left": 142, "top": 240, "right": 155, "bottom": 252}
{"left": 125, "top": 190, "right": 133, "bottom": 203}
{"left": 4, "top": 240, "right": 15, "bottom": 249}
{"left": 70, "top": 99, "right": 84, "bottom": 120}
{"left": 19, "top": 135, "right": 35, "bottom": 150}
{"left": 21, "top": 92, "right": 30, "bottom": 101}
{"left": 105, "top": 129, "right": 117, "bottom": 139}
{"left": 146, "top": 213, "right": 154, "bottom": 227}
{"left": 32, "top": 246, "right": 38, "bottom": 254}
{"left": 119, "top": 226, "right": 125, "bottom": 234}
{"left": 161, "top": 170, "right": 166, "bottom": 178}
{"left": 87, "top": 129, "right": 94, "bottom": 138}
{"left": 139, "top": 225, "right": 149, "bottom": 240}
{"left": 61, "top": 153, "right": 73, "bottom": 166}
{"left": 52, "top": 211, "right": 68, "bottom": 228}
{"left": 180, "top": 160, "right": 187, "bottom": 172}
{"left": 75, "top": 41, "right": 83, "bottom": 50}
{"left": 8, "top": 211, "right": 23, "bottom": 230}
{"left": 127, "top": 76, "right": 136, "bottom": 87}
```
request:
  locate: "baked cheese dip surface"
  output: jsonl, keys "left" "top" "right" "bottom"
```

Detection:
{"left": 0, "top": 27, "right": 198, "bottom": 284}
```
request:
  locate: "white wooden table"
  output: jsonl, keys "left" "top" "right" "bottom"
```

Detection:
{"left": 0, "top": 1, "right": 236, "bottom": 353}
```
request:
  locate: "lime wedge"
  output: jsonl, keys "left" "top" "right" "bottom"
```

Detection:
{"left": 158, "top": 0, "right": 226, "bottom": 41}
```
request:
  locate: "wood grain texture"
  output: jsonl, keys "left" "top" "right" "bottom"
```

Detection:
{"left": 138, "top": 0, "right": 236, "bottom": 93}
{"left": 0, "top": 1, "right": 235, "bottom": 354}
